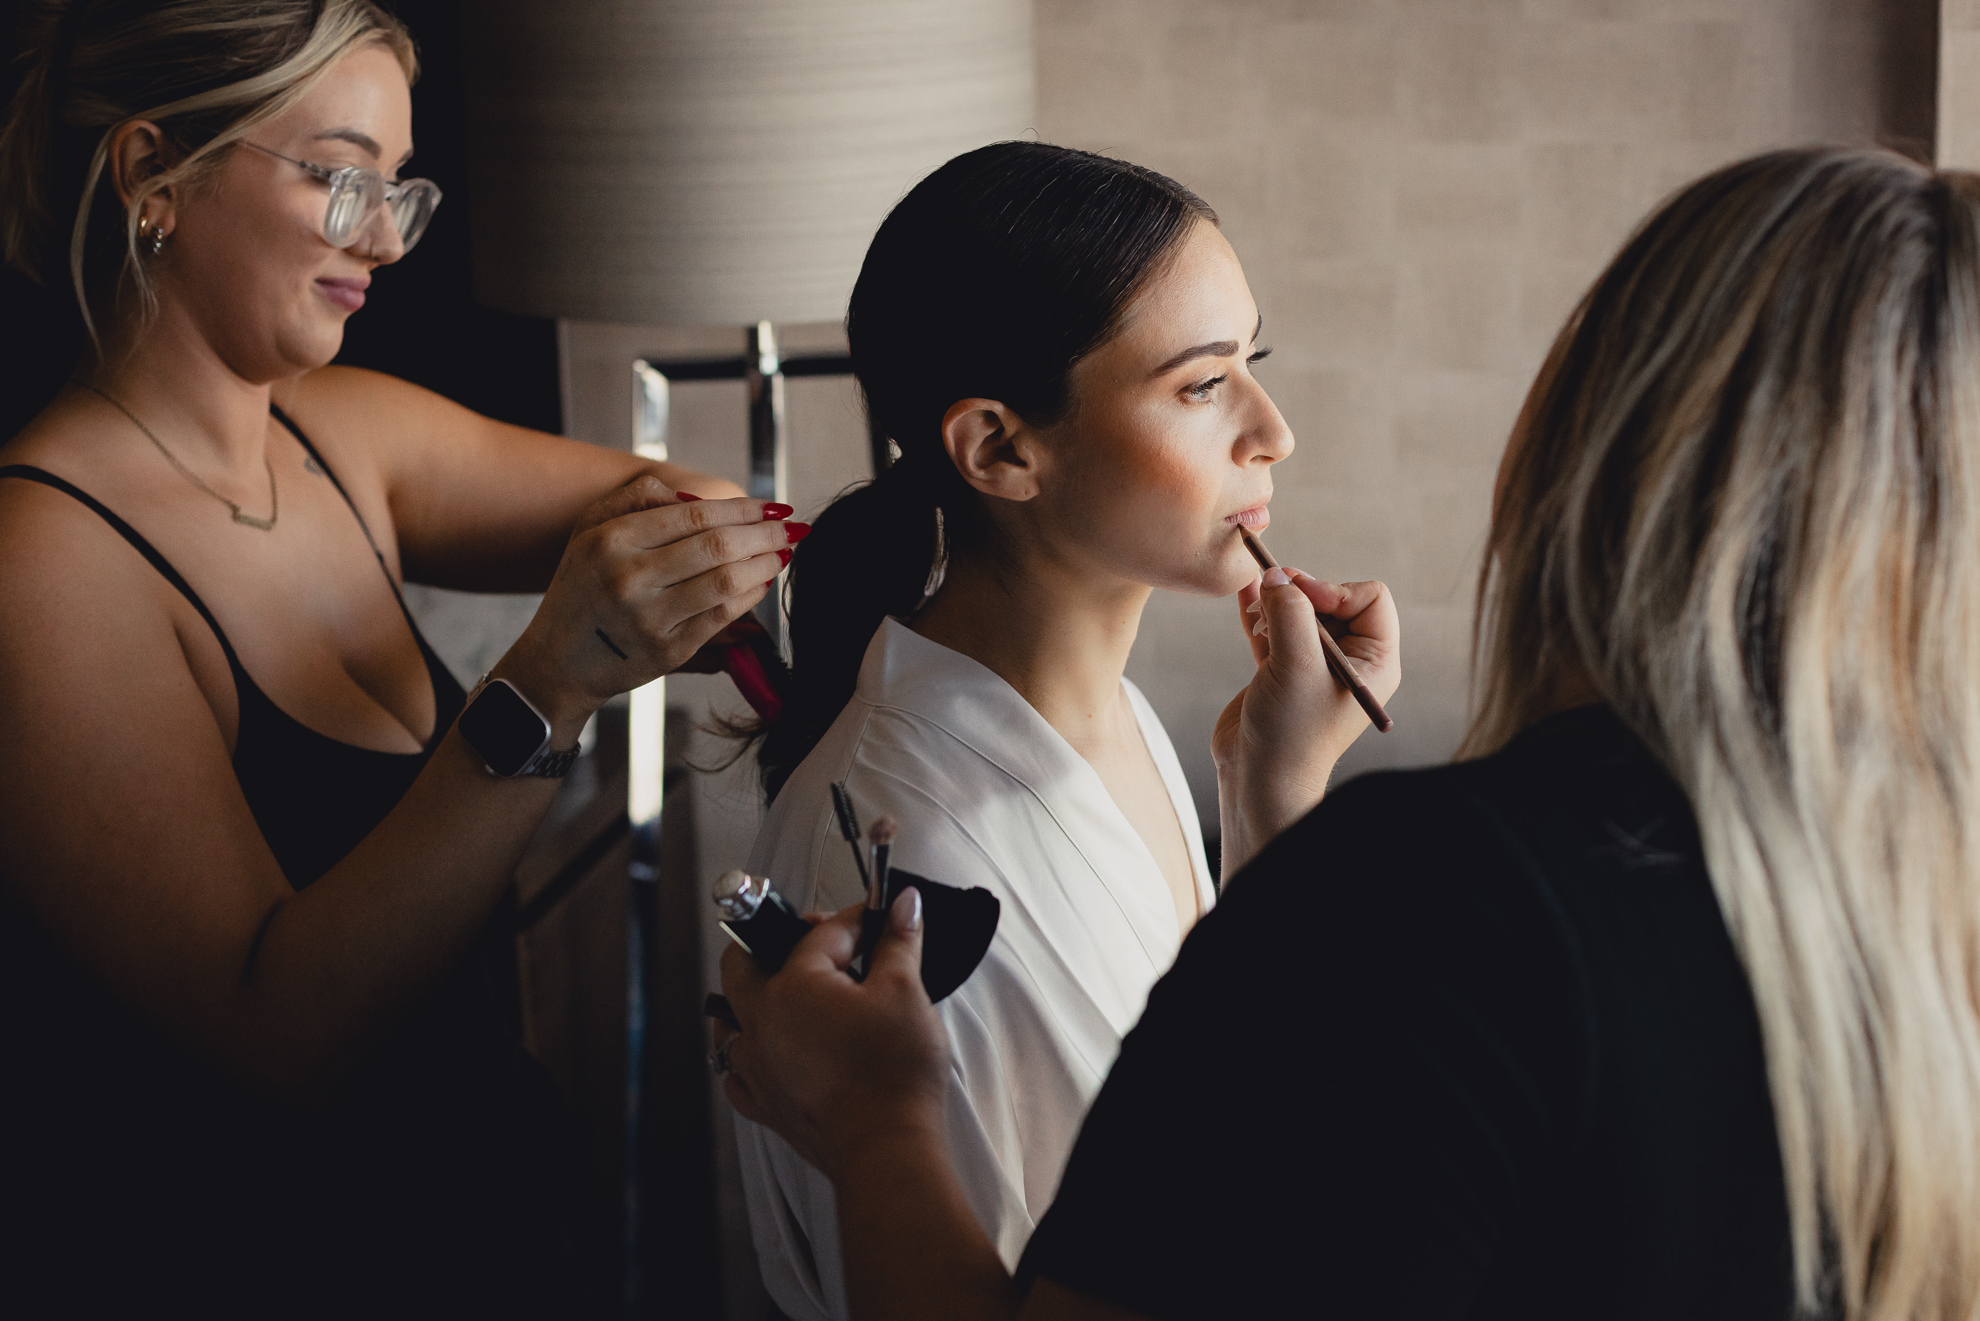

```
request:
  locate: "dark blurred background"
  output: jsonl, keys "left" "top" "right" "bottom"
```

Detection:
{"left": 0, "top": 0, "right": 560, "bottom": 441}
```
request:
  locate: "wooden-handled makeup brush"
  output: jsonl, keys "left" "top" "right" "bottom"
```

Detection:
{"left": 855, "top": 816, "right": 897, "bottom": 980}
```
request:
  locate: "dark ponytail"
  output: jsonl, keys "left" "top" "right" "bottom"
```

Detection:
{"left": 756, "top": 141, "right": 1215, "bottom": 799}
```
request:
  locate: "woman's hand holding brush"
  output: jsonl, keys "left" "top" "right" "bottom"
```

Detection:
{"left": 1213, "top": 537, "right": 1400, "bottom": 878}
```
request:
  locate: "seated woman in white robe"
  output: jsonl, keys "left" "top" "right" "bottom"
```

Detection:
{"left": 731, "top": 141, "right": 1397, "bottom": 1321}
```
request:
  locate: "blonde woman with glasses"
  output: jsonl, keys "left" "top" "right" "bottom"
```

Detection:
{"left": 717, "top": 146, "right": 1980, "bottom": 1321}
{"left": 0, "top": 2, "right": 798, "bottom": 1313}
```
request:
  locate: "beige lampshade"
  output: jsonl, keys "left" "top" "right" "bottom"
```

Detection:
{"left": 461, "top": 0, "right": 1036, "bottom": 326}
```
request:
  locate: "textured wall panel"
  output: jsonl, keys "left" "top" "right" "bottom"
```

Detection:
{"left": 1039, "top": 0, "right": 1939, "bottom": 807}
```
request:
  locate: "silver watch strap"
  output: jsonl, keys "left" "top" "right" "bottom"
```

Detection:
{"left": 516, "top": 743, "right": 582, "bottom": 779}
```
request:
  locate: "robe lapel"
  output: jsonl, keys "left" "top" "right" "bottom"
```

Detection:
{"left": 857, "top": 621, "right": 1205, "bottom": 985}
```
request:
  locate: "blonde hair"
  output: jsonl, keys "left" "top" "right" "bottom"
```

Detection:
{"left": 1467, "top": 147, "right": 1980, "bottom": 1319}
{"left": 0, "top": 0, "right": 415, "bottom": 346}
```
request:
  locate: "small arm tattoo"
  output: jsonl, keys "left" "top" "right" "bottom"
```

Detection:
{"left": 595, "top": 627, "right": 629, "bottom": 660}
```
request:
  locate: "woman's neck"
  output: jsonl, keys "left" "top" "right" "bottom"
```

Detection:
{"left": 81, "top": 306, "right": 275, "bottom": 473}
{"left": 911, "top": 551, "right": 1152, "bottom": 758}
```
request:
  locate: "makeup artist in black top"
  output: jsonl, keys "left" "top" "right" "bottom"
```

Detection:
{"left": 0, "top": 2, "right": 797, "bottom": 1314}
{"left": 718, "top": 149, "right": 1980, "bottom": 1321}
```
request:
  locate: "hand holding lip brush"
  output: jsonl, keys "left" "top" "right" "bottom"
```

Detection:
{"left": 856, "top": 816, "right": 897, "bottom": 979}
{"left": 1240, "top": 526, "right": 1395, "bottom": 733}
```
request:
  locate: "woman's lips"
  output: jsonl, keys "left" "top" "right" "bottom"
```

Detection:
{"left": 1224, "top": 505, "right": 1271, "bottom": 530}
{"left": 315, "top": 277, "right": 369, "bottom": 312}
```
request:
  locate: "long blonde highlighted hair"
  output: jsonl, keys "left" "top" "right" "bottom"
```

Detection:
{"left": 1466, "top": 147, "right": 1980, "bottom": 1318}
{"left": 0, "top": 0, "right": 415, "bottom": 346}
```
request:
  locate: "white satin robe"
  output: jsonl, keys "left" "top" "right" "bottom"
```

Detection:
{"left": 735, "top": 618, "right": 1216, "bottom": 1321}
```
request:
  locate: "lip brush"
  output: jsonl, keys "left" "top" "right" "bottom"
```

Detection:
{"left": 1240, "top": 526, "right": 1394, "bottom": 734}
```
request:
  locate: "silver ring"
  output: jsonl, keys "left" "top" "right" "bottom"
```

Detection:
{"left": 708, "top": 1034, "right": 736, "bottom": 1076}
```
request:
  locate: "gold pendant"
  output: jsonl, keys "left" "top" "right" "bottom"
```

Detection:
{"left": 232, "top": 509, "right": 276, "bottom": 531}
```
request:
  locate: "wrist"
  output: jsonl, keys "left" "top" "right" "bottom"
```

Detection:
{"left": 488, "top": 644, "right": 598, "bottom": 748}
{"left": 825, "top": 1104, "right": 949, "bottom": 1190}
{"left": 1224, "top": 771, "right": 1327, "bottom": 879}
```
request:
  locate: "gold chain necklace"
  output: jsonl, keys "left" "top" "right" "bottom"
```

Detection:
{"left": 77, "top": 381, "right": 278, "bottom": 531}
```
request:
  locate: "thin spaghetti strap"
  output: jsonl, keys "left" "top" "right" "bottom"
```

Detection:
{"left": 267, "top": 405, "right": 417, "bottom": 615}
{"left": 267, "top": 405, "right": 386, "bottom": 555}
{"left": 0, "top": 465, "right": 248, "bottom": 673}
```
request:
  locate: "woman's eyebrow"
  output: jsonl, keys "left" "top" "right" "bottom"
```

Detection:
{"left": 312, "top": 127, "right": 414, "bottom": 170}
{"left": 315, "top": 127, "right": 383, "bottom": 158}
{"left": 1150, "top": 313, "right": 1264, "bottom": 376}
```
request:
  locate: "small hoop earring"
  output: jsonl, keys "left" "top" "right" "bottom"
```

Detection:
{"left": 147, "top": 224, "right": 166, "bottom": 256}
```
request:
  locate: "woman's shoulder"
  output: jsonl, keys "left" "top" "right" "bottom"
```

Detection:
{"left": 1267, "top": 705, "right": 1694, "bottom": 883}
{"left": 1211, "top": 704, "right": 1713, "bottom": 1014}
{"left": 755, "top": 694, "right": 1034, "bottom": 909}
{"left": 789, "top": 665, "right": 1032, "bottom": 811}
{"left": 0, "top": 446, "right": 180, "bottom": 622}
{"left": 278, "top": 363, "right": 434, "bottom": 416}
{"left": 2, "top": 387, "right": 142, "bottom": 482}
{"left": 0, "top": 466, "right": 216, "bottom": 803}
{"left": 274, "top": 366, "right": 428, "bottom": 476}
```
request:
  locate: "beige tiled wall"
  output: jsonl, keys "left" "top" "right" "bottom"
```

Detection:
{"left": 1034, "top": 0, "right": 1934, "bottom": 807}
{"left": 1946, "top": 0, "right": 1980, "bottom": 167}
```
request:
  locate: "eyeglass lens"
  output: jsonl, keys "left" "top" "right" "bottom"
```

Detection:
{"left": 322, "top": 167, "right": 441, "bottom": 252}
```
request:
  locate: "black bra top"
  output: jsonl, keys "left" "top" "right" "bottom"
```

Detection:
{"left": 0, "top": 406, "right": 466, "bottom": 887}
{"left": 0, "top": 416, "right": 588, "bottom": 1315}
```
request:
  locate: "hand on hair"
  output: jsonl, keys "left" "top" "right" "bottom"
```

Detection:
{"left": 494, "top": 474, "right": 796, "bottom": 740}
{"left": 716, "top": 891, "right": 949, "bottom": 1185}
{"left": 1213, "top": 567, "right": 1400, "bottom": 876}
{"left": 673, "top": 614, "right": 770, "bottom": 675}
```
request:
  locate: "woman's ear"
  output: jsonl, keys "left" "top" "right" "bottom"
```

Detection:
{"left": 106, "top": 119, "right": 176, "bottom": 234}
{"left": 941, "top": 397, "right": 1043, "bottom": 503}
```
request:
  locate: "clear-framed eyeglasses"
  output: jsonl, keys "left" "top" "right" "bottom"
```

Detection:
{"left": 242, "top": 141, "right": 442, "bottom": 253}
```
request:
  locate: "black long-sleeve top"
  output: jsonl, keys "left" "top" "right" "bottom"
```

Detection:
{"left": 1019, "top": 705, "right": 1803, "bottom": 1319}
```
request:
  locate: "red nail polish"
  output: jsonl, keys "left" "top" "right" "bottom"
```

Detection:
{"left": 784, "top": 521, "right": 812, "bottom": 544}
{"left": 777, "top": 548, "right": 793, "bottom": 567}
{"left": 674, "top": 491, "right": 702, "bottom": 502}
{"left": 763, "top": 502, "right": 795, "bottom": 520}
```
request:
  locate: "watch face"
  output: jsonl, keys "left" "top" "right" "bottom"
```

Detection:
{"left": 460, "top": 680, "right": 550, "bottom": 777}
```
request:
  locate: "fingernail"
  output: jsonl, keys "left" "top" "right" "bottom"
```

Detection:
{"left": 777, "top": 548, "right": 792, "bottom": 567}
{"left": 762, "top": 502, "right": 795, "bottom": 520}
{"left": 674, "top": 491, "right": 702, "bottom": 502}
{"left": 1261, "top": 566, "right": 1290, "bottom": 589}
{"left": 891, "top": 885, "right": 922, "bottom": 933}
{"left": 784, "top": 521, "right": 812, "bottom": 544}
{"left": 1245, "top": 600, "right": 1262, "bottom": 616}
{"left": 1252, "top": 617, "right": 1268, "bottom": 637}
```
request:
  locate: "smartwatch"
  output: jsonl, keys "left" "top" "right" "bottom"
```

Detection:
{"left": 459, "top": 675, "right": 580, "bottom": 779}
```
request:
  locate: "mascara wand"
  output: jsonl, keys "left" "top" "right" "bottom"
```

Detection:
{"left": 830, "top": 781, "right": 871, "bottom": 889}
